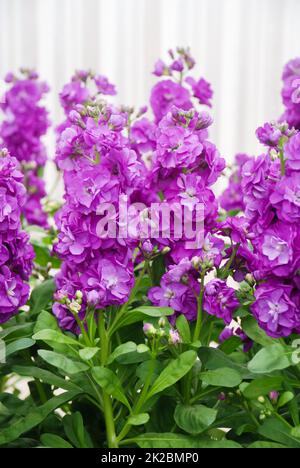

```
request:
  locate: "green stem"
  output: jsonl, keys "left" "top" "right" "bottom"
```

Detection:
{"left": 193, "top": 272, "right": 205, "bottom": 342}
{"left": 222, "top": 243, "right": 240, "bottom": 277}
{"left": 98, "top": 311, "right": 118, "bottom": 448}
{"left": 279, "top": 149, "right": 285, "bottom": 176}
{"left": 109, "top": 260, "right": 148, "bottom": 337}
{"left": 117, "top": 357, "right": 156, "bottom": 443}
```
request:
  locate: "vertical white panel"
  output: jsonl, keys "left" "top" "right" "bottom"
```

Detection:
{"left": 0, "top": 0, "right": 299, "bottom": 195}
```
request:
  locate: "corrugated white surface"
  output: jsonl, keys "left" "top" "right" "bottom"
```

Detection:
{"left": 0, "top": 0, "right": 299, "bottom": 197}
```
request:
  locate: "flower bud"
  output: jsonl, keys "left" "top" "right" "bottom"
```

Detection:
{"left": 158, "top": 317, "right": 166, "bottom": 328}
{"left": 168, "top": 329, "right": 181, "bottom": 345}
{"left": 143, "top": 323, "right": 156, "bottom": 337}
{"left": 257, "top": 396, "right": 265, "bottom": 404}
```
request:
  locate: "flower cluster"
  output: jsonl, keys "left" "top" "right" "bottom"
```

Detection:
{"left": 280, "top": 58, "right": 300, "bottom": 130}
{"left": 0, "top": 69, "right": 50, "bottom": 227}
{"left": 0, "top": 149, "right": 34, "bottom": 323}
{"left": 229, "top": 127, "right": 300, "bottom": 337}
{"left": 219, "top": 153, "right": 252, "bottom": 213}
{"left": 53, "top": 73, "right": 140, "bottom": 333}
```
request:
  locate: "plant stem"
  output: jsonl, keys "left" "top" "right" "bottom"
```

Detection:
{"left": 193, "top": 272, "right": 205, "bottom": 342}
{"left": 109, "top": 260, "right": 148, "bottom": 336}
{"left": 279, "top": 149, "right": 285, "bottom": 176}
{"left": 117, "top": 357, "right": 156, "bottom": 443}
{"left": 222, "top": 243, "right": 240, "bottom": 277}
{"left": 98, "top": 311, "right": 118, "bottom": 448}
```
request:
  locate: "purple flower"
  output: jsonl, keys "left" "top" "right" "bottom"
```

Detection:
{"left": 270, "top": 172, "right": 300, "bottom": 222}
{"left": 204, "top": 279, "right": 239, "bottom": 324}
{"left": 94, "top": 75, "right": 116, "bottom": 96}
{"left": 0, "top": 71, "right": 50, "bottom": 227}
{"left": 155, "top": 112, "right": 203, "bottom": 169}
{"left": 150, "top": 80, "right": 192, "bottom": 123}
{"left": 256, "top": 122, "right": 282, "bottom": 148}
{"left": 185, "top": 76, "right": 213, "bottom": 107}
{"left": 0, "top": 266, "right": 29, "bottom": 323}
{"left": 285, "top": 132, "right": 300, "bottom": 172}
{"left": 251, "top": 282, "right": 300, "bottom": 338}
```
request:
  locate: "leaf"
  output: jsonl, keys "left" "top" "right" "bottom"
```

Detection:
{"left": 113, "top": 306, "right": 174, "bottom": 332}
{"left": 132, "top": 433, "right": 242, "bottom": 448}
{"left": 243, "top": 376, "right": 283, "bottom": 399}
{"left": 146, "top": 351, "right": 197, "bottom": 400}
{"left": 38, "top": 350, "right": 89, "bottom": 375}
{"left": 78, "top": 347, "right": 99, "bottom": 361}
{"left": 6, "top": 338, "right": 35, "bottom": 357}
{"left": 198, "top": 347, "right": 251, "bottom": 378}
{"left": 29, "top": 279, "right": 56, "bottom": 316}
{"left": 0, "top": 391, "right": 80, "bottom": 446}
{"left": 291, "top": 426, "right": 300, "bottom": 439}
{"left": 199, "top": 368, "right": 242, "bottom": 388}
{"left": 34, "top": 310, "right": 60, "bottom": 334}
{"left": 258, "top": 417, "right": 300, "bottom": 448}
{"left": 219, "top": 336, "right": 242, "bottom": 354}
{"left": 12, "top": 365, "right": 81, "bottom": 392}
{"left": 40, "top": 433, "right": 73, "bottom": 448}
{"left": 248, "top": 441, "right": 287, "bottom": 448}
{"left": 176, "top": 315, "right": 191, "bottom": 343}
{"left": 277, "top": 391, "right": 294, "bottom": 409}
{"left": 241, "top": 316, "right": 275, "bottom": 347}
{"left": 63, "top": 412, "right": 93, "bottom": 448}
{"left": 107, "top": 341, "right": 137, "bottom": 364}
{"left": 0, "top": 323, "right": 34, "bottom": 341}
{"left": 174, "top": 404, "right": 217, "bottom": 435}
{"left": 248, "top": 344, "right": 292, "bottom": 374}
{"left": 91, "top": 367, "right": 131, "bottom": 410}
{"left": 128, "top": 413, "right": 150, "bottom": 426}
{"left": 33, "top": 329, "right": 81, "bottom": 348}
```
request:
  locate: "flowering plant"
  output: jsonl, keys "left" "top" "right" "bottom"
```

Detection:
{"left": 1, "top": 51, "right": 300, "bottom": 450}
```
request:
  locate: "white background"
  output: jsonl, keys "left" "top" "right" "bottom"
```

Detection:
{"left": 0, "top": 0, "right": 299, "bottom": 196}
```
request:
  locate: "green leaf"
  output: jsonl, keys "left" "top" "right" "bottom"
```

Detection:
{"left": 0, "top": 323, "right": 34, "bottom": 341}
{"left": 132, "top": 306, "right": 174, "bottom": 317}
{"left": 248, "top": 441, "right": 287, "bottom": 448}
{"left": 146, "top": 351, "right": 197, "bottom": 400}
{"left": 6, "top": 338, "right": 35, "bottom": 357}
{"left": 128, "top": 413, "right": 150, "bottom": 426}
{"left": 113, "top": 306, "right": 174, "bottom": 332}
{"left": 200, "top": 367, "right": 242, "bottom": 388}
{"left": 198, "top": 347, "right": 251, "bottom": 378}
{"left": 0, "top": 391, "right": 80, "bottom": 446}
{"left": 243, "top": 376, "right": 283, "bottom": 399}
{"left": 248, "top": 344, "right": 292, "bottom": 374}
{"left": 241, "top": 316, "right": 275, "bottom": 347}
{"left": 34, "top": 310, "right": 60, "bottom": 334}
{"left": 291, "top": 426, "right": 300, "bottom": 439}
{"left": 176, "top": 315, "right": 191, "bottom": 343}
{"left": 63, "top": 412, "right": 93, "bottom": 448}
{"left": 132, "top": 433, "right": 241, "bottom": 448}
{"left": 38, "top": 350, "right": 89, "bottom": 375}
{"left": 174, "top": 404, "right": 217, "bottom": 435}
{"left": 12, "top": 366, "right": 81, "bottom": 393}
{"left": 107, "top": 341, "right": 137, "bottom": 364}
{"left": 258, "top": 417, "right": 300, "bottom": 448}
{"left": 33, "top": 329, "right": 81, "bottom": 348}
{"left": 91, "top": 367, "right": 131, "bottom": 410}
{"left": 29, "top": 279, "right": 55, "bottom": 316}
{"left": 219, "top": 336, "right": 242, "bottom": 354}
{"left": 78, "top": 347, "right": 99, "bottom": 361}
{"left": 40, "top": 433, "right": 73, "bottom": 448}
{"left": 277, "top": 391, "right": 294, "bottom": 409}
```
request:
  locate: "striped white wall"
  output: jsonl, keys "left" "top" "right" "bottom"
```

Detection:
{"left": 0, "top": 0, "right": 299, "bottom": 197}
